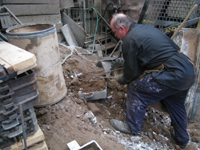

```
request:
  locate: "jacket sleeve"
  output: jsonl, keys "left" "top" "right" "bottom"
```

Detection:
{"left": 121, "top": 38, "right": 144, "bottom": 84}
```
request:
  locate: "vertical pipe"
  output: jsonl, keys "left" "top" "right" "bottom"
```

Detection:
{"left": 92, "top": 10, "right": 94, "bottom": 34}
{"left": 83, "top": 1, "right": 87, "bottom": 32}
{"left": 19, "top": 103, "right": 27, "bottom": 150}
{"left": 105, "top": 24, "right": 107, "bottom": 55}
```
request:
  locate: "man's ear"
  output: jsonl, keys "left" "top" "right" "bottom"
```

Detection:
{"left": 119, "top": 26, "right": 124, "bottom": 31}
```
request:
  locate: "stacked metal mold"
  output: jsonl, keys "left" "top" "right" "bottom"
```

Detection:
{"left": 0, "top": 69, "right": 39, "bottom": 149}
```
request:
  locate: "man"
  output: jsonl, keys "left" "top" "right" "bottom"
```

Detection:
{"left": 110, "top": 13, "right": 195, "bottom": 149}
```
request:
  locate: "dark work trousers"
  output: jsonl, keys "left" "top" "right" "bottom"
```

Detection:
{"left": 126, "top": 73, "right": 189, "bottom": 146}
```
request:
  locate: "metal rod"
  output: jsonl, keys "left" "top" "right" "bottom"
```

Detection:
{"left": 95, "top": 9, "right": 110, "bottom": 28}
{"left": 3, "top": 6, "right": 22, "bottom": 25}
{"left": 109, "top": 40, "right": 122, "bottom": 57}
{"left": 19, "top": 103, "right": 27, "bottom": 150}
{"left": 105, "top": 24, "right": 107, "bottom": 55}
{"left": 171, "top": 4, "right": 198, "bottom": 39}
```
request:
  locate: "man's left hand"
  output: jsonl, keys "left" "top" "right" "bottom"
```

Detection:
{"left": 116, "top": 74, "right": 124, "bottom": 85}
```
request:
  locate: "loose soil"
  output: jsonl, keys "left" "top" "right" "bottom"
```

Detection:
{"left": 35, "top": 44, "right": 200, "bottom": 150}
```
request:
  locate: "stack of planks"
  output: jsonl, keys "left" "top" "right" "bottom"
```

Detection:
{"left": 0, "top": 41, "right": 48, "bottom": 150}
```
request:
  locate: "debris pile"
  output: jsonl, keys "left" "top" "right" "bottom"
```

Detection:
{"left": 35, "top": 45, "right": 200, "bottom": 150}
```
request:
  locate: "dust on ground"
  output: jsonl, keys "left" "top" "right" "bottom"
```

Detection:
{"left": 35, "top": 44, "right": 200, "bottom": 150}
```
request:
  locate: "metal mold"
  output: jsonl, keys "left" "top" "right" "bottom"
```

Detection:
{"left": 67, "top": 140, "right": 102, "bottom": 150}
{"left": 0, "top": 107, "right": 39, "bottom": 149}
{"left": 78, "top": 89, "right": 107, "bottom": 101}
{"left": 0, "top": 70, "right": 39, "bottom": 122}
{"left": 0, "top": 69, "right": 39, "bottom": 149}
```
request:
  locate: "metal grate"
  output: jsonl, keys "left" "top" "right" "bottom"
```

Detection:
{"left": 141, "top": 0, "right": 200, "bottom": 36}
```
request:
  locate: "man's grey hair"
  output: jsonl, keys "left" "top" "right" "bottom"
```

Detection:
{"left": 112, "top": 13, "right": 132, "bottom": 30}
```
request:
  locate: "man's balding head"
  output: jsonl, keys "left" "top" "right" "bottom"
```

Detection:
{"left": 111, "top": 13, "right": 132, "bottom": 30}
{"left": 110, "top": 13, "right": 132, "bottom": 40}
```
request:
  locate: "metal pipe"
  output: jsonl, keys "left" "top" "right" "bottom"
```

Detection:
{"left": 19, "top": 103, "right": 27, "bottom": 150}
{"left": 95, "top": 9, "right": 110, "bottom": 28}
{"left": 3, "top": 6, "right": 23, "bottom": 25}
{"left": 171, "top": 4, "right": 198, "bottom": 39}
{"left": 109, "top": 40, "right": 122, "bottom": 57}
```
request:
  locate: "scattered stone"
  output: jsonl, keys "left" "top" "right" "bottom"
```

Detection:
{"left": 167, "top": 141, "right": 174, "bottom": 149}
{"left": 35, "top": 108, "right": 48, "bottom": 117}
{"left": 147, "top": 132, "right": 153, "bottom": 139}
{"left": 162, "top": 127, "right": 171, "bottom": 136}
{"left": 192, "top": 136, "right": 200, "bottom": 143}
{"left": 152, "top": 126, "right": 157, "bottom": 133}
{"left": 70, "top": 77, "right": 79, "bottom": 85}
{"left": 116, "top": 84, "right": 124, "bottom": 91}
{"left": 84, "top": 111, "right": 97, "bottom": 126}
{"left": 133, "top": 139, "right": 141, "bottom": 143}
{"left": 183, "top": 142, "right": 199, "bottom": 150}
{"left": 46, "top": 125, "right": 50, "bottom": 130}
{"left": 102, "top": 128, "right": 111, "bottom": 134}
{"left": 175, "top": 144, "right": 180, "bottom": 150}
{"left": 142, "top": 136, "right": 150, "bottom": 143}
{"left": 73, "top": 98, "right": 84, "bottom": 104}
{"left": 82, "top": 115, "right": 89, "bottom": 123}
{"left": 107, "top": 79, "right": 118, "bottom": 89}
{"left": 87, "top": 102, "right": 101, "bottom": 116}
{"left": 154, "top": 134, "right": 161, "bottom": 142}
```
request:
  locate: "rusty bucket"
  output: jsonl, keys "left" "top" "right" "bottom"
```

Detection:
{"left": 6, "top": 23, "right": 67, "bottom": 107}
{"left": 173, "top": 28, "right": 200, "bottom": 121}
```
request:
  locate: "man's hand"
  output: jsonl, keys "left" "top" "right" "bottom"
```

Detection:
{"left": 116, "top": 74, "right": 124, "bottom": 85}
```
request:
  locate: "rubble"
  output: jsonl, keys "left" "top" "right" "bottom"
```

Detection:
{"left": 35, "top": 44, "right": 200, "bottom": 150}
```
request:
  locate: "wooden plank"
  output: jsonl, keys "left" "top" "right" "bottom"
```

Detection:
{"left": 100, "top": 42, "right": 116, "bottom": 51}
{"left": 28, "top": 141, "right": 48, "bottom": 150}
{"left": 4, "top": 4, "right": 60, "bottom": 16}
{"left": 0, "top": 42, "right": 37, "bottom": 75}
{"left": 0, "top": 58, "right": 15, "bottom": 74}
{"left": 60, "top": 0, "right": 74, "bottom": 9}
{"left": 84, "top": 34, "right": 112, "bottom": 45}
{"left": 11, "top": 14, "right": 61, "bottom": 24}
{"left": 1, "top": 0, "right": 59, "bottom": 4}
{"left": 3, "top": 127, "right": 45, "bottom": 150}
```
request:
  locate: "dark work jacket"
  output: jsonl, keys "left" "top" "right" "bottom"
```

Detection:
{"left": 121, "top": 22, "right": 195, "bottom": 90}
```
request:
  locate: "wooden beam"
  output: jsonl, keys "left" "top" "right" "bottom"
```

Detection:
{"left": 4, "top": 4, "right": 60, "bottom": 16}
{"left": 1, "top": 0, "right": 59, "bottom": 4}
{"left": 2, "top": 127, "right": 46, "bottom": 150}
{"left": 11, "top": 14, "right": 61, "bottom": 24}
{"left": 0, "top": 42, "right": 37, "bottom": 75}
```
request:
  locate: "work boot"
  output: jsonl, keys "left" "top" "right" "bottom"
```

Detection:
{"left": 171, "top": 130, "right": 190, "bottom": 149}
{"left": 110, "top": 119, "right": 132, "bottom": 134}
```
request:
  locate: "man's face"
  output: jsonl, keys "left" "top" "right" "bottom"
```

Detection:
{"left": 110, "top": 20, "right": 125, "bottom": 40}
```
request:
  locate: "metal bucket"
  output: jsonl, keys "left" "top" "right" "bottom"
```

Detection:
{"left": 6, "top": 22, "right": 67, "bottom": 107}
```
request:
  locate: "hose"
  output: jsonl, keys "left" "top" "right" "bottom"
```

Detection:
{"left": 103, "top": 2, "right": 116, "bottom": 17}
{"left": 60, "top": 43, "right": 74, "bottom": 65}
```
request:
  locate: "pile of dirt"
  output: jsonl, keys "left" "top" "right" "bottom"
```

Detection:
{"left": 35, "top": 44, "right": 200, "bottom": 150}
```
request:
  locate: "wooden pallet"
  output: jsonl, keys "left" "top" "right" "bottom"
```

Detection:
{"left": 3, "top": 127, "right": 48, "bottom": 150}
